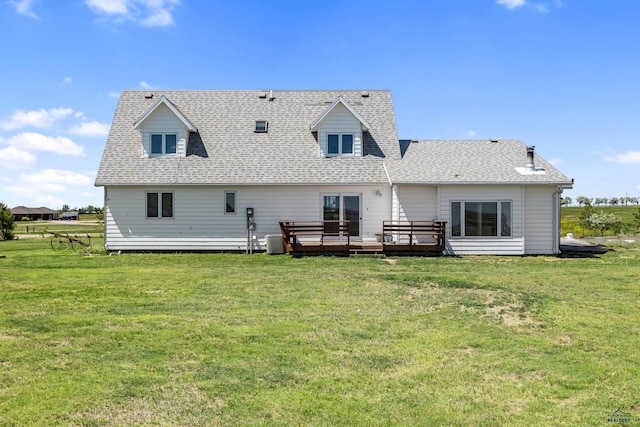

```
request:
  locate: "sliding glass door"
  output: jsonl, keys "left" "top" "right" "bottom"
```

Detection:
{"left": 322, "top": 194, "right": 361, "bottom": 237}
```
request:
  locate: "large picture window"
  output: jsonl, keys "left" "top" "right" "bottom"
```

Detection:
{"left": 327, "top": 134, "right": 354, "bottom": 156}
{"left": 146, "top": 192, "right": 174, "bottom": 218}
{"left": 451, "top": 201, "right": 511, "bottom": 237}
{"left": 150, "top": 134, "right": 177, "bottom": 155}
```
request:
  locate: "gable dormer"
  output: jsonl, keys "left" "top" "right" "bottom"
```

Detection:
{"left": 311, "top": 96, "right": 371, "bottom": 158}
{"left": 133, "top": 95, "right": 197, "bottom": 158}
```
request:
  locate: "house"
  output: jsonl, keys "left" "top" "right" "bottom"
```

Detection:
{"left": 95, "top": 90, "right": 573, "bottom": 255}
{"left": 11, "top": 206, "right": 59, "bottom": 221}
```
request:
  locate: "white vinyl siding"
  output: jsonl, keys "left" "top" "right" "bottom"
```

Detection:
{"left": 524, "top": 186, "right": 557, "bottom": 254}
{"left": 140, "top": 103, "right": 188, "bottom": 158}
{"left": 393, "top": 185, "right": 438, "bottom": 222}
{"left": 317, "top": 103, "right": 363, "bottom": 157}
{"left": 103, "top": 185, "right": 389, "bottom": 251}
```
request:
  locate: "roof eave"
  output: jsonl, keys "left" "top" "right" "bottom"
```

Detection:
{"left": 310, "top": 95, "right": 371, "bottom": 132}
{"left": 133, "top": 95, "right": 197, "bottom": 132}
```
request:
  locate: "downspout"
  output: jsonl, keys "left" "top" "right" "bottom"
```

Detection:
{"left": 382, "top": 161, "right": 395, "bottom": 221}
{"left": 103, "top": 187, "right": 108, "bottom": 251}
{"left": 553, "top": 186, "right": 563, "bottom": 254}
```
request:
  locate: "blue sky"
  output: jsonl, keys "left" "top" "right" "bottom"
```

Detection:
{"left": 1, "top": 0, "right": 639, "bottom": 210}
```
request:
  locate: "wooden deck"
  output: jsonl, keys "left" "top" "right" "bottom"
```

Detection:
{"left": 279, "top": 221, "right": 351, "bottom": 257}
{"left": 382, "top": 220, "right": 447, "bottom": 255}
{"left": 279, "top": 220, "right": 447, "bottom": 257}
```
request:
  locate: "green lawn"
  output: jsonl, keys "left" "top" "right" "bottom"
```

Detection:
{"left": 1, "top": 239, "right": 639, "bottom": 426}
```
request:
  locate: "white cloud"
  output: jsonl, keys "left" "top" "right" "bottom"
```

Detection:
{"left": 605, "top": 151, "right": 640, "bottom": 164}
{"left": 62, "top": 76, "right": 73, "bottom": 85}
{"left": 497, "top": 0, "right": 561, "bottom": 12}
{"left": 86, "top": 0, "right": 129, "bottom": 15}
{"left": 140, "top": 81, "right": 154, "bottom": 90}
{"left": 4, "top": 184, "right": 66, "bottom": 209}
{"left": 4, "top": 170, "right": 99, "bottom": 209}
{"left": 6, "top": 170, "right": 94, "bottom": 208}
{"left": 69, "top": 121, "right": 110, "bottom": 137}
{"left": 468, "top": 130, "right": 476, "bottom": 137}
{"left": 0, "top": 108, "right": 74, "bottom": 130}
{"left": 496, "top": 0, "right": 526, "bottom": 9}
{"left": 109, "top": 91, "right": 121, "bottom": 99}
{"left": 11, "top": 0, "right": 38, "bottom": 18}
{"left": 547, "top": 158, "right": 563, "bottom": 166}
{"left": 20, "top": 169, "right": 93, "bottom": 192}
{"left": 534, "top": 3, "right": 549, "bottom": 12}
{"left": 141, "top": 8, "right": 172, "bottom": 26}
{"left": 85, "top": 0, "right": 180, "bottom": 27}
{"left": 5, "top": 132, "right": 86, "bottom": 156}
{"left": 0, "top": 146, "right": 37, "bottom": 169}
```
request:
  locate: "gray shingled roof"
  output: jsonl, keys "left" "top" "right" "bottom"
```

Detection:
{"left": 385, "top": 139, "right": 573, "bottom": 185}
{"left": 95, "top": 90, "right": 400, "bottom": 186}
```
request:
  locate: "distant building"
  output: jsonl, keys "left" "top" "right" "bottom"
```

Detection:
{"left": 61, "top": 212, "right": 79, "bottom": 220}
{"left": 11, "top": 206, "right": 59, "bottom": 221}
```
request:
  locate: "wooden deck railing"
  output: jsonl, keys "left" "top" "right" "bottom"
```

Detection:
{"left": 382, "top": 220, "right": 447, "bottom": 254}
{"left": 278, "top": 220, "right": 447, "bottom": 256}
{"left": 279, "top": 221, "right": 351, "bottom": 256}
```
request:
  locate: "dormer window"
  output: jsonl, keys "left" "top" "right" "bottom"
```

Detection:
{"left": 151, "top": 134, "right": 177, "bottom": 155}
{"left": 327, "top": 134, "right": 354, "bottom": 156}
{"left": 255, "top": 120, "right": 268, "bottom": 133}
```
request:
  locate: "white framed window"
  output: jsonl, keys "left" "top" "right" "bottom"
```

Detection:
{"left": 451, "top": 201, "right": 511, "bottom": 237}
{"left": 224, "top": 191, "right": 236, "bottom": 214}
{"left": 146, "top": 192, "right": 174, "bottom": 218}
{"left": 327, "top": 134, "right": 354, "bottom": 156}
{"left": 150, "top": 134, "right": 177, "bottom": 155}
{"left": 255, "top": 121, "right": 268, "bottom": 133}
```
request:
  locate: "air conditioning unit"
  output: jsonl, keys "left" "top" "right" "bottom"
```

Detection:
{"left": 265, "top": 235, "right": 285, "bottom": 255}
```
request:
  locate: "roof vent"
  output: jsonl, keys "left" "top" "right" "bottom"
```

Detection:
{"left": 268, "top": 90, "right": 275, "bottom": 101}
{"left": 490, "top": 139, "right": 499, "bottom": 143}
{"left": 144, "top": 92, "right": 153, "bottom": 99}
{"left": 515, "top": 145, "right": 545, "bottom": 175}
{"left": 411, "top": 139, "right": 419, "bottom": 143}
{"left": 361, "top": 91, "right": 370, "bottom": 97}
{"left": 526, "top": 146, "right": 535, "bottom": 170}
{"left": 258, "top": 91, "right": 267, "bottom": 99}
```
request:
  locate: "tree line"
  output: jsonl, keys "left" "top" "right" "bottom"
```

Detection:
{"left": 60, "top": 204, "right": 103, "bottom": 215}
{"left": 561, "top": 196, "right": 639, "bottom": 207}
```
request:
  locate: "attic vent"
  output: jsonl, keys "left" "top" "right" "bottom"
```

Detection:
{"left": 490, "top": 139, "right": 499, "bottom": 143}
{"left": 411, "top": 139, "right": 419, "bottom": 143}
{"left": 144, "top": 92, "right": 153, "bottom": 99}
{"left": 255, "top": 120, "right": 268, "bottom": 133}
{"left": 361, "top": 91, "right": 370, "bottom": 97}
{"left": 258, "top": 91, "right": 267, "bottom": 99}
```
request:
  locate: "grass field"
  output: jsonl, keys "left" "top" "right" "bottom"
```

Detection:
{"left": 13, "top": 219, "right": 103, "bottom": 236}
{"left": 561, "top": 205, "right": 640, "bottom": 237}
{"left": 1, "top": 238, "right": 639, "bottom": 426}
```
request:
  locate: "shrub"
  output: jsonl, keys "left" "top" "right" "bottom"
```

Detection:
{"left": 0, "top": 202, "right": 15, "bottom": 240}
{"left": 586, "top": 212, "right": 623, "bottom": 237}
